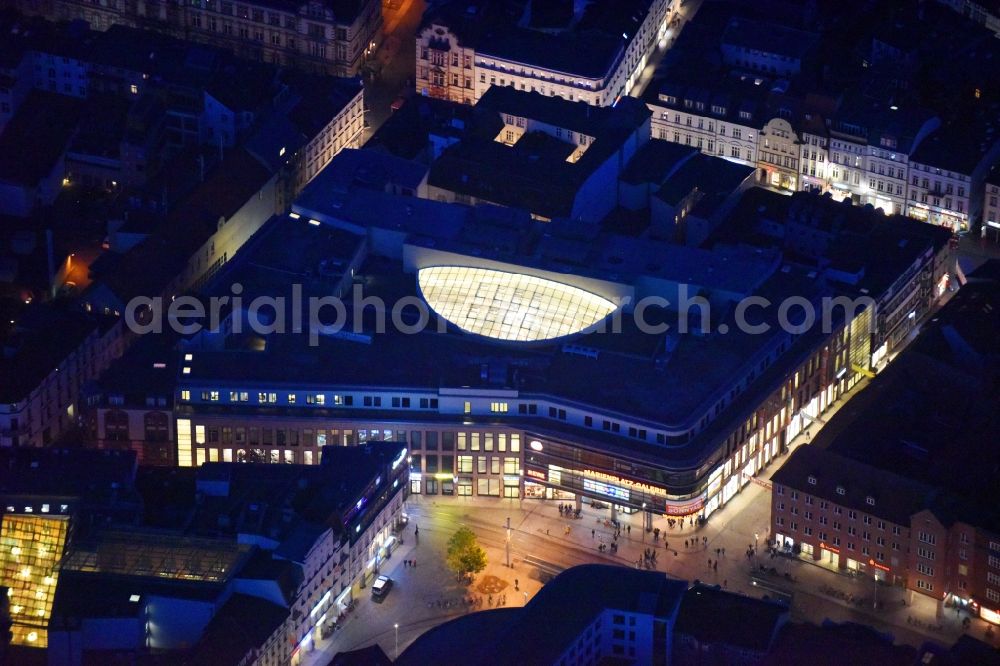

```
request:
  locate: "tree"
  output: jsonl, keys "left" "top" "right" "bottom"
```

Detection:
{"left": 446, "top": 526, "right": 487, "bottom": 582}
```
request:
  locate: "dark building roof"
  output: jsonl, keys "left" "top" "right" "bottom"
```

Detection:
{"left": 0, "top": 448, "right": 138, "bottom": 503}
{"left": 722, "top": 17, "right": 818, "bottom": 61}
{"left": 0, "top": 91, "right": 83, "bottom": 186}
{"left": 398, "top": 564, "right": 687, "bottom": 665}
{"left": 770, "top": 446, "right": 934, "bottom": 526}
{"left": 95, "top": 147, "right": 273, "bottom": 303}
{"left": 768, "top": 621, "right": 918, "bottom": 665}
{"left": 187, "top": 593, "right": 289, "bottom": 666}
{"left": 329, "top": 644, "right": 393, "bottom": 666}
{"left": 674, "top": 584, "right": 789, "bottom": 652}
{"left": 0, "top": 303, "right": 110, "bottom": 403}
{"left": 428, "top": 88, "right": 650, "bottom": 218}
{"left": 620, "top": 139, "right": 699, "bottom": 185}
{"left": 654, "top": 153, "right": 754, "bottom": 210}
{"left": 910, "top": 113, "right": 1000, "bottom": 174}
{"left": 185, "top": 442, "right": 406, "bottom": 553}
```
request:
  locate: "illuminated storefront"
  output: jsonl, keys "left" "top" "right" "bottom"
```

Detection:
{"left": 522, "top": 435, "right": 705, "bottom": 516}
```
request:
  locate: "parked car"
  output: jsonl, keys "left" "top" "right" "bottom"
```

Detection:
{"left": 372, "top": 575, "right": 393, "bottom": 601}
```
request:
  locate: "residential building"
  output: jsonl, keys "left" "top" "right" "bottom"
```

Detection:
{"left": 907, "top": 117, "right": 1000, "bottom": 233}
{"left": 0, "top": 304, "right": 123, "bottom": 449}
{"left": 771, "top": 262, "right": 1000, "bottom": 622}
{"left": 720, "top": 17, "right": 818, "bottom": 78}
{"left": 182, "top": 443, "right": 408, "bottom": 661}
{"left": 827, "top": 99, "right": 939, "bottom": 216}
{"left": 12, "top": 0, "right": 382, "bottom": 76}
{"left": 416, "top": 0, "right": 672, "bottom": 107}
{"left": 985, "top": 165, "right": 1000, "bottom": 241}
{"left": 647, "top": 79, "right": 763, "bottom": 169}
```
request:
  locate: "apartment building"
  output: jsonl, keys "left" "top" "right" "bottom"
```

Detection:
{"left": 771, "top": 265, "right": 1000, "bottom": 622}
{"left": 648, "top": 80, "right": 762, "bottom": 169}
{"left": 985, "top": 168, "right": 1000, "bottom": 241}
{"left": 13, "top": 0, "right": 382, "bottom": 76}
{"left": 0, "top": 305, "right": 123, "bottom": 449}
{"left": 907, "top": 119, "right": 1000, "bottom": 233}
{"left": 416, "top": 0, "right": 671, "bottom": 107}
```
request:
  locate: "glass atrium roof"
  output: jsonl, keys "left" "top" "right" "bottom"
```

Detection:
{"left": 418, "top": 266, "right": 617, "bottom": 342}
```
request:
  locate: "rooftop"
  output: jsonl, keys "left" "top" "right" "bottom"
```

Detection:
{"left": 0, "top": 303, "right": 111, "bottom": 403}
{"left": 674, "top": 584, "right": 789, "bottom": 652}
{"left": 398, "top": 564, "right": 687, "bottom": 665}
{"left": 428, "top": 88, "right": 650, "bottom": 219}
{"left": 187, "top": 593, "right": 289, "bottom": 666}
{"left": 722, "top": 17, "right": 818, "bottom": 61}
{"left": 0, "top": 91, "right": 83, "bottom": 187}
{"left": 909, "top": 114, "right": 1000, "bottom": 175}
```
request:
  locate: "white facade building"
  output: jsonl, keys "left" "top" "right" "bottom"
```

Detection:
{"left": 417, "top": 0, "right": 672, "bottom": 107}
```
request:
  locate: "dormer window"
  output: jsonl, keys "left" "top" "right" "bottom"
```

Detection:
{"left": 866, "top": 496, "right": 875, "bottom": 506}
{"left": 836, "top": 485, "right": 846, "bottom": 495}
{"left": 807, "top": 475, "right": 817, "bottom": 485}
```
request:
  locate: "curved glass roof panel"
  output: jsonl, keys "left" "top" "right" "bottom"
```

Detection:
{"left": 418, "top": 266, "right": 618, "bottom": 342}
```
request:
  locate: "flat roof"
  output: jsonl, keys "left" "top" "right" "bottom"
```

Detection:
{"left": 399, "top": 564, "right": 686, "bottom": 665}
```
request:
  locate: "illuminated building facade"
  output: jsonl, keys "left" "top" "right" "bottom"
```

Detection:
{"left": 0, "top": 513, "right": 68, "bottom": 648}
{"left": 416, "top": 0, "right": 672, "bottom": 107}
{"left": 12, "top": 0, "right": 382, "bottom": 77}
{"left": 771, "top": 267, "right": 1000, "bottom": 622}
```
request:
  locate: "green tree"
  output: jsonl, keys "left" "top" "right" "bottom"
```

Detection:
{"left": 446, "top": 526, "right": 487, "bottom": 582}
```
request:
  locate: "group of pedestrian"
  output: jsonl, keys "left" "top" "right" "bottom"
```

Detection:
{"left": 487, "top": 593, "right": 508, "bottom": 607}
{"left": 643, "top": 547, "right": 658, "bottom": 564}
{"left": 714, "top": 547, "right": 726, "bottom": 557}
{"left": 558, "top": 504, "right": 580, "bottom": 518}
{"left": 707, "top": 557, "right": 718, "bottom": 572}
{"left": 404, "top": 559, "right": 418, "bottom": 567}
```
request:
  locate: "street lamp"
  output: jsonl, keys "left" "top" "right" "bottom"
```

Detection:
{"left": 394, "top": 623, "right": 399, "bottom": 659}
{"left": 505, "top": 516, "right": 511, "bottom": 568}
{"left": 642, "top": 503, "right": 647, "bottom": 543}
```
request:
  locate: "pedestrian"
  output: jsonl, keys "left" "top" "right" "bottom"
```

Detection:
{"left": 708, "top": 558, "right": 712, "bottom": 567}
{"left": 515, "top": 578, "right": 519, "bottom": 590}
{"left": 488, "top": 594, "right": 493, "bottom": 605}
{"left": 714, "top": 561, "right": 718, "bottom": 572}
{"left": 627, "top": 524, "right": 631, "bottom": 535}
{"left": 722, "top": 547, "right": 725, "bottom": 556}
{"left": 723, "top": 579, "right": 727, "bottom": 588}
{"left": 592, "top": 529, "right": 596, "bottom": 538}
{"left": 546, "top": 528, "right": 550, "bottom": 535}
{"left": 684, "top": 539, "right": 689, "bottom": 548}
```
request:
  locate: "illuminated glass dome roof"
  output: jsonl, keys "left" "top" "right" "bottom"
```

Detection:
{"left": 418, "top": 266, "right": 618, "bottom": 343}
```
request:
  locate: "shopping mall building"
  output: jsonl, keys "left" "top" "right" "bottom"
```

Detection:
{"left": 168, "top": 182, "right": 953, "bottom": 526}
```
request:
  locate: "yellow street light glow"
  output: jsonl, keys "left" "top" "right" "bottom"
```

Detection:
{"left": 418, "top": 266, "right": 617, "bottom": 342}
{"left": 27, "top": 632, "right": 37, "bottom": 642}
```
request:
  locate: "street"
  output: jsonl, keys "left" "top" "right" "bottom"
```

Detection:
{"left": 360, "top": 0, "right": 426, "bottom": 144}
